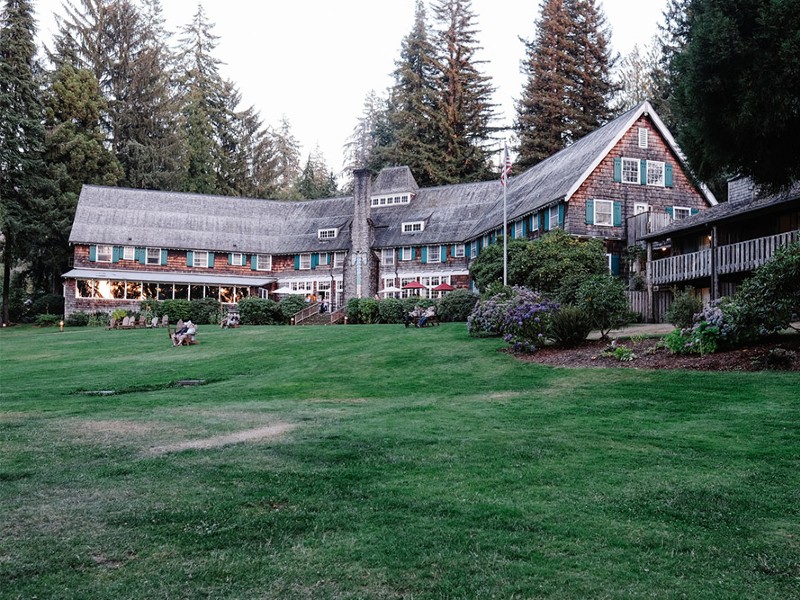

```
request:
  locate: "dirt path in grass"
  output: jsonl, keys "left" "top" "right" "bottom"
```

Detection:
{"left": 143, "top": 423, "right": 296, "bottom": 457}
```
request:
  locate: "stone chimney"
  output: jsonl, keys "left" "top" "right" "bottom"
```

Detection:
{"left": 343, "top": 169, "right": 377, "bottom": 302}
{"left": 727, "top": 177, "right": 757, "bottom": 205}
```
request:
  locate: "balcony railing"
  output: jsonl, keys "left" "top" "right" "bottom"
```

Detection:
{"left": 648, "top": 230, "right": 798, "bottom": 286}
{"left": 627, "top": 211, "right": 674, "bottom": 246}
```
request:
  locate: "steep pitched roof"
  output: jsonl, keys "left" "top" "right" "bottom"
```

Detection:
{"left": 69, "top": 186, "right": 353, "bottom": 255}
{"left": 469, "top": 101, "right": 717, "bottom": 239}
{"left": 372, "top": 166, "right": 419, "bottom": 195}
{"left": 371, "top": 179, "right": 499, "bottom": 248}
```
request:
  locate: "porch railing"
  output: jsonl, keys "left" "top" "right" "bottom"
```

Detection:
{"left": 291, "top": 303, "right": 319, "bottom": 325}
{"left": 648, "top": 230, "right": 798, "bottom": 286}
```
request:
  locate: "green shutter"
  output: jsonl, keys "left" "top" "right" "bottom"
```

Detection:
{"left": 135, "top": 247, "right": 145, "bottom": 263}
{"left": 558, "top": 204, "right": 564, "bottom": 227}
{"left": 610, "top": 254, "right": 620, "bottom": 276}
{"left": 294, "top": 255, "right": 300, "bottom": 270}
{"left": 543, "top": 210, "right": 550, "bottom": 230}
{"left": 522, "top": 219, "right": 529, "bottom": 236}
{"left": 538, "top": 212, "right": 544, "bottom": 230}
{"left": 691, "top": 208, "right": 700, "bottom": 215}
{"left": 451, "top": 244, "right": 457, "bottom": 256}
{"left": 586, "top": 199, "right": 595, "bottom": 224}
{"left": 665, "top": 164, "right": 674, "bottom": 187}
{"left": 227, "top": 253, "right": 232, "bottom": 265}
{"left": 640, "top": 159, "right": 647, "bottom": 185}
{"left": 421, "top": 247, "right": 428, "bottom": 264}
{"left": 311, "top": 253, "right": 319, "bottom": 269}
{"left": 440, "top": 245, "right": 447, "bottom": 262}
{"left": 112, "top": 246, "right": 121, "bottom": 263}
{"left": 665, "top": 206, "right": 674, "bottom": 218}
{"left": 186, "top": 251, "right": 194, "bottom": 267}
{"left": 613, "top": 158, "right": 622, "bottom": 182}
{"left": 160, "top": 249, "right": 168, "bottom": 265}
{"left": 89, "top": 245, "right": 97, "bottom": 261}
{"left": 251, "top": 255, "right": 257, "bottom": 271}
{"left": 613, "top": 202, "right": 622, "bottom": 226}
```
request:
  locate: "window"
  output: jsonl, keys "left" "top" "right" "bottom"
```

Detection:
{"left": 428, "top": 245, "right": 440, "bottom": 262}
{"left": 95, "top": 245, "right": 112, "bottom": 262}
{"left": 400, "top": 246, "right": 413, "bottom": 261}
{"left": 647, "top": 160, "right": 665, "bottom": 186}
{"left": 371, "top": 194, "right": 410, "bottom": 207}
{"left": 382, "top": 248, "right": 395, "bottom": 266}
{"left": 333, "top": 252, "right": 345, "bottom": 267}
{"left": 299, "top": 253, "right": 311, "bottom": 270}
{"left": 146, "top": 247, "right": 161, "bottom": 265}
{"left": 471, "top": 242, "right": 478, "bottom": 258}
{"left": 318, "top": 228, "right": 338, "bottom": 240}
{"left": 638, "top": 127, "right": 648, "bottom": 148}
{"left": 548, "top": 205, "right": 560, "bottom": 230}
{"left": 255, "top": 254, "right": 272, "bottom": 271}
{"left": 402, "top": 221, "right": 424, "bottom": 233}
{"left": 193, "top": 251, "right": 209, "bottom": 268}
{"left": 673, "top": 206, "right": 691, "bottom": 220}
{"left": 594, "top": 199, "right": 614, "bottom": 226}
{"left": 454, "top": 244, "right": 465, "bottom": 258}
{"left": 231, "top": 252, "right": 244, "bottom": 266}
{"left": 514, "top": 220, "right": 523, "bottom": 239}
{"left": 622, "top": 158, "right": 640, "bottom": 184}
{"left": 634, "top": 203, "right": 649, "bottom": 215}
{"left": 123, "top": 246, "right": 135, "bottom": 260}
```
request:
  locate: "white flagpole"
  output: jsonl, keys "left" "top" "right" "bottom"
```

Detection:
{"left": 502, "top": 142, "right": 508, "bottom": 286}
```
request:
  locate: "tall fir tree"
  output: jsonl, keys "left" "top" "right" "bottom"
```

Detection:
{"left": 0, "top": 0, "right": 52, "bottom": 323}
{"left": 430, "top": 0, "right": 497, "bottom": 183}
{"left": 613, "top": 38, "right": 661, "bottom": 113}
{"left": 515, "top": 0, "right": 615, "bottom": 170}
{"left": 650, "top": 0, "right": 691, "bottom": 130}
{"left": 271, "top": 116, "right": 301, "bottom": 199}
{"left": 294, "top": 147, "right": 338, "bottom": 200}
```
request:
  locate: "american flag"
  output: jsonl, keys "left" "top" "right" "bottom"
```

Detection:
{"left": 500, "top": 144, "right": 512, "bottom": 187}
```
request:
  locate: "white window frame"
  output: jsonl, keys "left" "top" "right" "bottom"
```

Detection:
{"left": 146, "top": 247, "right": 161, "bottom": 265}
{"left": 647, "top": 160, "right": 665, "bottom": 187}
{"left": 333, "top": 252, "right": 345, "bottom": 267}
{"left": 299, "top": 253, "right": 312, "bottom": 270}
{"left": 594, "top": 199, "right": 614, "bottom": 227}
{"left": 402, "top": 221, "right": 424, "bottom": 233}
{"left": 638, "top": 127, "right": 648, "bottom": 149}
{"left": 673, "top": 206, "right": 692, "bottom": 220}
{"left": 193, "top": 250, "right": 210, "bottom": 268}
{"left": 471, "top": 242, "right": 478, "bottom": 258}
{"left": 122, "top": 246, "right": 135, "bottom": 261}
{"left": 634, "top": 203, "right": 649, "bottom": 215}
{"left": 318, "top": 228, "right": 338, "bottom": 240}
{"left": 622, "top": 157, "right": 640, "bottom": 184}
{"left": 606, "top": 253, "right": 613, "bottom": 273}
{"left": 400, "top": 246, "right": 413, "bottom": 261}
{"left": 548, "top": 205, "right": 560, "bottom": 230}
{"left": 371, "top": 194, "right": 410, "bottom": 207}
{"left": 427, "top": 245, "right": 440, "bottom": 263}
{"left": 96, "top": 245, "right": 113, "bottom": 263}
{"left": 514, "top": 220, "right": 523, "bottom": 239}
{"left": 454, "top": 243, "right": 465, "bottom": 258}
{"left": 382, "top": 248, "right": 395, "bottom": 267}
{"left": 255, "top": 254, "right": 272, "bottom": 271}
{"left": 231, "top": 252, "right": 244, "bottom": 266}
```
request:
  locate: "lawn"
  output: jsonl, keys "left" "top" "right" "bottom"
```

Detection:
{"left": 1, "top": 323, "right": 798, "bottom": 599}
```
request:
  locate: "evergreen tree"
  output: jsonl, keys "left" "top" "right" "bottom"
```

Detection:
{"left": 430, "top": 0, "right": 497, "bottom": 183}
{"left": 673, "top": 0, "right": 800, "bottom": 189}
{"left": 613, "top": 39, "right": 660, "bottom": 112}
{"left": 294, "top": 147, "right": 338, "bottom": 200}
{"left": 271, "top": 116, "right": 301, "bottom": 199}
{"left": 0, "top": 0, "right": 51, "bottom": 323}
{"left": 650, "top": 0, "right": 691, "bottom": 129}
{"left": 515, "top": 0, "right": 615, "bottom": 170}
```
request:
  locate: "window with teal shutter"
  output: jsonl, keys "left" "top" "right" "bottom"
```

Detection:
{"left": 665, "top": 164, "right": 674, "bottom": 187}
{"left": 160, "top": 249, "right": 168, "bottom": 265}
{"left": 89, "top": 245, "right": 97, "bottom": 261}
{"left": 543, "top": 210, "right": 550, "bottom": 231}
{"left": 522, "top": 218, "right": 529, "bottom": 236}
{"left": 111, "top": 246, "right": 121, "bottom": 263}
{"left": 610, "top": 254, "right": 620, "bottom": 276}
{"left": 421, "top": 247, "right": 427, "bottom": 263}
{"left": 558, "top": 204, "right": 565, "bottom": 227}
{"left": 691, "top": 208, "right": 700, "bottom": 215}
{"left": 227, "top": 253, "right": 232, "bottom": 265}
{"left": 613, "top": 202, "right": 622, "bottom": 226}
{"left": 207, "top": 252, "right": 214, "bottom": 268}
{"left": 613, "top": 157, "right": 622, "bottom": 182}
{"left": 294, "top": 255, "right": 300, "bottom": 270}
{"left": 251, "top": 255, "right": 257, "bottom": 271}
{"left": 311, "top": 253, "right": 319, "bottom": 269}
{"left": 135, "top": 247, "right": 145, "bottom": 263}
{"left": 186, "top": 251, "right": 194, "bottom": 267}
{"left": 586, "top": 199, "right": 595, "bottom": 224}
{"left": 640, "top": 159, "right": 648, "bottom": 185}
{"left": 440, "top": 245, "right": 446, "bottom": 262}
{"left": 665, "top": 206, "right": 674, "bottom": 218}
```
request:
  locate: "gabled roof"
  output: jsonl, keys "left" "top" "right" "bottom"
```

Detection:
{"left": 468, "top": 101, "right": 718, "bottom": 239}
{"left": 372, "top": 179, "right": 498, "bottom": 247}
{"left": 372, "top": 166, "right": 419, "bottom": 196}
{"left": 69, "top": 186, "right": 353, "bottom": 255}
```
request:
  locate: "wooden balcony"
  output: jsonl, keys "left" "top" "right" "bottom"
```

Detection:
{"left": 627, "top": 211, "right": 674, "bottom": 247}
{"left": 648, "top": 230, "right": 798, "bottom": 286}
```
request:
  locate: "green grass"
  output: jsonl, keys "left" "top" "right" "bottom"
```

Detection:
{"left": 1, "top": 323, "right": 798, "bottom": 599}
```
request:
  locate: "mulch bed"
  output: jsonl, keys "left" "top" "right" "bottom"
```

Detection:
{"left": 509, "top": 334, "right": 800, "bottom": 371}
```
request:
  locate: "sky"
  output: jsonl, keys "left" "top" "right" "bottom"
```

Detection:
{"left": 32, "top": 0, "right": 667, "bottom": 175}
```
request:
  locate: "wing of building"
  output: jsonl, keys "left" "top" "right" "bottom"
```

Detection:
{"left": 63, "top": 101, "right": 719, "bottom": 317}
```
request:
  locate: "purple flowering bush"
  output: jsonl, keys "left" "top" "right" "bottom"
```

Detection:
{"left": 664, "top": 299, "right": 738, "bottom": 355}
{"left": 467, "top": 294, "right": 513, "bottom": 337}
{"left": 499, "top": 287, "right": 560, "bottom": 353}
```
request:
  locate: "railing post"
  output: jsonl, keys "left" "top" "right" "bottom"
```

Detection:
{"left": 710, "top": 226, "right": 719, "bottom": 300}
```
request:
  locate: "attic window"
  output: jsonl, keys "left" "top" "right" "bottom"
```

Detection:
{"left": 371, "top": 194, "right": 411, "bottom": 207}
{"left": 402, "top": 221, "right": 424, "bottom": 233}
{"left": 638, "top": 127, "right": 648, "bottom": 148}
{"left": 318, "top": 228, "right": 338, "bottom": 240}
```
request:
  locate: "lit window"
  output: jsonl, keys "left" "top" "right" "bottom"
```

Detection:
{"left": 146, "top": 247, "right": 161, "bottom": 265}
{"left": 256, "top": 254, "right": 272, "bottom": 271}
{"left": 402, "top": 221, "right": 424, "bottom": 233}
{"left": 622, "top": 158, "right": 640, "bottom": 184}
{"left": 382, "top": 248, "right": 395, "bottom": 266}
{"left": 594, "top": 200, "right": 614, "bottom": 226}
{"left": 96, "top": 245, "right": 112, "bottom": 262}
{"left": 122, "top": 246, "right": 135, "bottom": 260}
{"left": 193, "top": 251, "right": 209, "bottom": 268}
{"left": 428, "top": 246, "right": 440, "bottom": 262}
{"left": 299, "top": 253, "right": 311, "bottom": 270}
{"left": 318, "top": 228, "right": 338, "bottom": 240}
{"left": 638, "top": 127, "right": 648, "bottom": 148}
{"left": 647, "top": 161, "right": 665, "bottom": 186}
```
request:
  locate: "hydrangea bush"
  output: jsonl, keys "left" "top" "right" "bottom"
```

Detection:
{"left": 500, "top": 290, "right": 560, "bottom": 353}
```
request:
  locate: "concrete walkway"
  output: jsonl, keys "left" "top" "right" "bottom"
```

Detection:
{"left": 588, "top": 322, "right": 674, "bottom": 340}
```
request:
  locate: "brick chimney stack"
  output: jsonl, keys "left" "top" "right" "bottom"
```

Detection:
{"left": 344, "top": 169, "right": 377, "bottom": 302}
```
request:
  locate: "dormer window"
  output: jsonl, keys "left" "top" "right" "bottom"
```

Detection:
{"left": 318, "top": 228, "right": 338, "bottom": 240}
{"left": 402, "top": 221, "right": 424, "bottom": 233}
{"left": 371, "top": 194, "right": 411, "bottom": 207}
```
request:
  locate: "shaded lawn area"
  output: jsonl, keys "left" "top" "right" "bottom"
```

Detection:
{"left": 0, "top": 323, "right": 798, "bottom": 599}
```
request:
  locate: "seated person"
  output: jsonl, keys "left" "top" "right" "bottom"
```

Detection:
{"left": 173, "top": 320, "right": 197, "bottom": 345}
{"left": 417, "top": 306, "right": 436, "bottom": 327}
{"left": 404, "top": 305, "right": 423, "bottom": 328}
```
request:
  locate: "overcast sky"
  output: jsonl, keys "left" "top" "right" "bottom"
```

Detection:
{"left": 33, "top": 0, "right": 667, "bottom": 174}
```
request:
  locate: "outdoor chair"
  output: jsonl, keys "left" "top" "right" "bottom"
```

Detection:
{"left": 161, "top": 314, "right": 169, "bottom": 328}
{"left": 150, "top": 316, "right": 159, "bottom": 328}
{"left": 107, "top": 318, "right": 117, "bottom": 330}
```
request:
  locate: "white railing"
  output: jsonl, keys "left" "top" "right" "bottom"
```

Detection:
{"left": 648, "top": 230, "right": 798, "bottom": 285}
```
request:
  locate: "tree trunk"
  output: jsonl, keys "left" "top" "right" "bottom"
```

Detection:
{"left": 2, "top": 230, "right": 13, "bottom": 326}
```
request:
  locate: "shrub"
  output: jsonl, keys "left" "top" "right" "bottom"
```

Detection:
{"left": 437, "top": 290, "right": 479, "bottom": 322}
{"left": 346, "top": 298, "right": 361, "bottom": 324}
{"left": 467, "top": 294, "right": 513, "bottom": 337}
{"left": 665, "top": 287, "right": 702, "bottom": 329}
{"left": 499, "top": 287, "right": 560, "bottom": 353}
{"left": 34, "top": 313, "right": 61, "bottom": 327}
{"left": 66, "top": 311, "right": 91, "bottom": 327}
{"left": 378, "top": 298, "right": 405, "bottom": 324}
{"left": 602, "top": 344, "right": 637, "bottom": 362}
{"left": 111, "top": 308, "right": 129, "bottom": 321}
{"left": 159, "top": 300, "right": 192, "bottom": 322}
{"left": 189, "top": 297, "right": 221, "bottom": 324}
{"left": 575, "top": 275, "right": 630, "bottom": 339}
{"left": 548, "top": 305, "right": 592, "bottom": 347}
{"left": 29, "top": 293, "right": 64, "bottom": 318}
{"left": 238, "top": 297, "right": 282, "bottom": 325}
{"left": 279, "top": 295, "right": 307, "bottom": 322}
{"left": 359, "top": 298, "right": 380, "bottom": 324}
